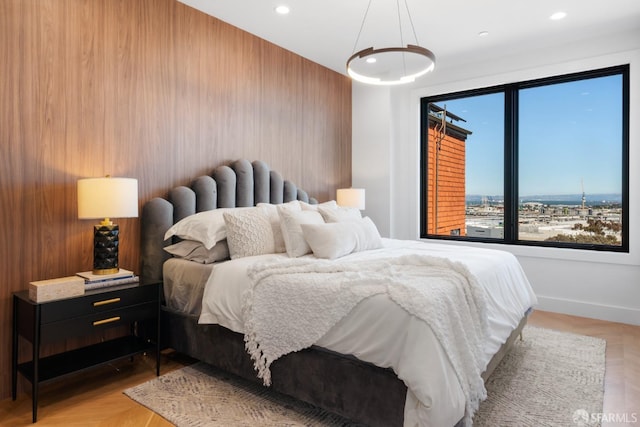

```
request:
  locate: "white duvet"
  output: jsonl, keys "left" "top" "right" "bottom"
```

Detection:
{"left": 198, "top": 239, "right": 537, "bottom": 426}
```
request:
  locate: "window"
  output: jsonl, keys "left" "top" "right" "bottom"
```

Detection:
{"left": 420, "top": 65, "right": 629, "bottom": 252}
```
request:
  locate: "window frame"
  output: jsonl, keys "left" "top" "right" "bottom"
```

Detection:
{"left": 419, "top": 64, "right": 630, "bottom": 253}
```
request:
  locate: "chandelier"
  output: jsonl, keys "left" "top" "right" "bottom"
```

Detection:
{"left": 347, "top": 0, "right": 436, "bottom": 86}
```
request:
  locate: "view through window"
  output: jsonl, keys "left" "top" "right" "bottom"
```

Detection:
{"left": 420, "top": 66, "right": 628, "bottom": 251}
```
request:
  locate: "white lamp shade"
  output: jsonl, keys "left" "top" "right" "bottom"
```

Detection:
{"left": 78, "top": 177, "right": 138, "bottom": 219}
{"left": 337, "top": 188, "right": 365, "bottom": 210}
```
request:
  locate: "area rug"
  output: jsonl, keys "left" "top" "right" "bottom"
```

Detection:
{"left": 124, "top": 326, "right": 605, "bottom": 426}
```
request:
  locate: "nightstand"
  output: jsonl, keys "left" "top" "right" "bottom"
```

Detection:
{"left": 12, "top": 280, "right": 161, "bottom": 423}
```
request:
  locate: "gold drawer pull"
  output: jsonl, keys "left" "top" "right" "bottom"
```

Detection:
{"left": 93, "top": 316, "right": 121, "bottom": 326}
{"left": 93, "top": 297, "right": 121, "bottom": 307}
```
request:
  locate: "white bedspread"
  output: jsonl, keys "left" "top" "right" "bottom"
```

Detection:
{"left": 198, "top": 239, "right": 537, "bottom": 427}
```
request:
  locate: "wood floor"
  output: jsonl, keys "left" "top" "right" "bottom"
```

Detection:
{"left": 1, "top": 310, "right": 638, "bottom": 426}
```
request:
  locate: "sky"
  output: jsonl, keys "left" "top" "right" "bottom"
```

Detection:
{"left": 440, "top": 74, "right": 623, "bottom": 197}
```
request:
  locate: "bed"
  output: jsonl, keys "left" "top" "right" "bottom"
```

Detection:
{"left": 140, "top": 159, "right": 537, "bottom": 427}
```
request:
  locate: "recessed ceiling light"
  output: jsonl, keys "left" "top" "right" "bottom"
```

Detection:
{"left": 478, "top": 31, "right": 489, "bottom": 37}
{"left": 366, "top": 57, "right": 377, "bottom": 64}
{"left": 275, "top": 5, "right": 290, "bottom": 15}
{"left": 550, "top": 11, "right": 567, "bottom": 20}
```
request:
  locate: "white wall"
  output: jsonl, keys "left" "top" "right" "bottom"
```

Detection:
{"left": 352, "top": 29, "right": 640, "bottom": 325}
{"left": 352, "top": 85, "right": 393, "bottom": 237}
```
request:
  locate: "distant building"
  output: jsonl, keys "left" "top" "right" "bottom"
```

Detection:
{"left": 425, "top": 104, "right": 472, "bottom": 236}
{"left": 467, "top": 225, "right": 504, "bottom": 238}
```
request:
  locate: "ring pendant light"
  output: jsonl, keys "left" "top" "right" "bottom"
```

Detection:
{"left": 346, "top": 0, "right": 436, "bottom": 85}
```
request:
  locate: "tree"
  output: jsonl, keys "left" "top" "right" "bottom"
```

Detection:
{"left": 545, "top": 233, "right": 620, "bottom": 245}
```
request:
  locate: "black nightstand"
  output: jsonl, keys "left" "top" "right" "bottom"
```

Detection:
{"left": 12, "top": 280, "right": 161, "bottom": 423}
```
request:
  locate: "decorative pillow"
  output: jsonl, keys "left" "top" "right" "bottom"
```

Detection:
{"left": 301, "top": 217, "right": 383, "bottom": 259}
{"left": 257, "top": 201, "right": 302, "bottom": 253}
{"left": 223, "top": 207, "right": 276, "bottom": 259}
{"left": 260, "top": 200, "right": 301, "bottom": 211}
{"left": 164, "top": 239, "right": 230, "bottom": 264}
{"left": 164, "top": 208, "right": 248, "bottom": 249}
{"left": 300, "top": 200, "right": 337, "bottom": 211}
{"left": 318, "top": 205, "right": 362, "bottom": 223}
{"left": 278, "top": 207, "right": 325, "bottom": 257}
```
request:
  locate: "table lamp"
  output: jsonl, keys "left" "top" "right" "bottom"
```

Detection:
{"left": 336, "top": 188, "right": 365, "bottom": 210}
{"left": 77, "top": 176, "right": 138, "bottom": 275}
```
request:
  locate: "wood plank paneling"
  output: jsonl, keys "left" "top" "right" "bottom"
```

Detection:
{"left": 0, "top": 0, "right": 351, "bottom": 399}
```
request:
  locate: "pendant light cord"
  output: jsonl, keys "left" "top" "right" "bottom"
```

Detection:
{"left": 352, "top": 0, "right": 421, "bottom": 54}
{"left": 398, "top": 0, "right": 420, "bottom": 76}
{"left": 351, "top": 0, "right": 372, "bottom": 55}
{"left": 396, "top": 0, "right": 407, "bottom": 75}
{"left": 396, "top": 0, "right": 404, "bottom": 47}
{"left": 403, "top": 0, "right": 420, "bottom": 45}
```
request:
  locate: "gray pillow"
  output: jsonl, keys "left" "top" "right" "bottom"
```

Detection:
{"left": 164, "top": 240, "right": 230, "bottom": 264}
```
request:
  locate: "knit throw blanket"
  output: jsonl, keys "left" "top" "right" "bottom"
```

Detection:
{"left": 243, "top": 254, "right": 489, "bottom": 425}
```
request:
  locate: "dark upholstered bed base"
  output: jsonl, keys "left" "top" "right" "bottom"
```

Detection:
{"left": 161, "top": 305, "right": 531, "bottom": 427}
{"left": 161, "top": 306, "right": 407, "bottom": 427}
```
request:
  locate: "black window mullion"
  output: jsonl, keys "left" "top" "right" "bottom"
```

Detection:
{"left": 620, "top": 66, "right": 630, "bottom": 251}
{"left": 504, "top": 85, "right": 518, "bottom": 243}
{"left": 419, "top": 98, "right": 429, "bottom": 238}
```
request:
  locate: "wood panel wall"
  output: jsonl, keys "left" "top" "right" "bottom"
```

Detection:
{"left": 0, "top": 0, "right": 351, "bottom": 400}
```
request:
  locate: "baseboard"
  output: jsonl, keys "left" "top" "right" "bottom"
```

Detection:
{"left": 536, "top": 295, "right": 640, "bottom": 326}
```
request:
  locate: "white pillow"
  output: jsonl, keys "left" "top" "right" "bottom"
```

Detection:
{"left": 164, "top": 208, "right": 248, "bottom": 250}
{"left": 164, "top": 239, "right": 230, "bottom": 264}
{"left": 257, "top": 201, "right": 302, "bottom": 253}
{"left": 301, "top": 217, "right": 383, "bottom": 259}
{"left": 278, "top": 208, "right": 325, "bottom": 257}
{"left": 223, "top": 207, "right": 275, "bottom": 259}
{"left": 318, "top": 205, "right": 362, "bottom": 223}
{"left": 300, "top": 200, "right": 337, "bottom": 211}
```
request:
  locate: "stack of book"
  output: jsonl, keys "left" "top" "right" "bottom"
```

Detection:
{"left": 76, "top": 268, "right": 139, "bottom": 290}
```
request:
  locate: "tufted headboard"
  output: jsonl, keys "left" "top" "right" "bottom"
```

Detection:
{"left": 140, "top": 159, "right": 318, "bottom": 281}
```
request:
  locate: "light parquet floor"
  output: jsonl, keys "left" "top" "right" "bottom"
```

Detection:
{"left": 526, "top": 310, "right": 640, "bottom": 426}
{"left": 0, "top": 310, "right": 638, "bottom": 426}
{"left": 0, "top": 351, "right": 189, "bottom": 427}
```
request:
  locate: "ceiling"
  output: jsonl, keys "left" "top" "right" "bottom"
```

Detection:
{"left": 179, "top": 0, "right": 640, "bottom": 77}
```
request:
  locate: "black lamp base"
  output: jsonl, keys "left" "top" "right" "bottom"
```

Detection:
{"left": 93, "top": 223, "right": 119, "bottom": 275}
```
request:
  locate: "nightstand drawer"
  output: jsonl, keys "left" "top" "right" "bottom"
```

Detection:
{"left": 40, "top": 284, "right": 158, "bottom": 323}
{"left": 40, "top": 302, "right": 158, "bottom": 343}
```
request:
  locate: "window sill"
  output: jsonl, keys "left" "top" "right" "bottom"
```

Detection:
{"left": 419, "top": 237, "right": 639, "bottom": 267}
